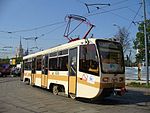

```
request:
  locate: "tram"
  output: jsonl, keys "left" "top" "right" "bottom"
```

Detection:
{"left": 23, "top": 38, "right": 126, "bottom": 99}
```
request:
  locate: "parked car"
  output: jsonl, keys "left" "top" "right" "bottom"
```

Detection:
{"left": 0, "top": 64, "right": 11, "bottom": 77}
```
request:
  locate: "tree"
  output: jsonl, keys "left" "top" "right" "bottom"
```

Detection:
{"left": 114, "top": 27, "right": 131, "bottom": 54}
{"left": 133, "top": 19, "right": 150, "bottom": 64}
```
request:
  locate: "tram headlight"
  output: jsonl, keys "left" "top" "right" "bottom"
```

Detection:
{"left": 102, "top": 77, "right": 109, "bottom": 82}
{"left": 112, "top": 77, "right": 118, "bottom": 82}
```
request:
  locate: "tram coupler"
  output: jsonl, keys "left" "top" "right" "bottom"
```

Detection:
{"left": 114, "top": 88, "right": 127, "bottom": 96}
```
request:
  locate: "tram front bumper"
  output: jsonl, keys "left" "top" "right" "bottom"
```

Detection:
{"left": 114, "top": 87, "right": 127, "bottom": 96}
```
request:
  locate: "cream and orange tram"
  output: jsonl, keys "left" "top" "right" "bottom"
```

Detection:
{"left": 23, "top": 38, "right": 126, "bottom": 99}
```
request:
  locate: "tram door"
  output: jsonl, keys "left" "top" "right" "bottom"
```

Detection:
{"left": 41, "top": 55, "right": 48, "bottom": 88}
{"left": 31, "top": 58, "right": 36, "bottom": 85}
{"left": 68, "top": 48, "right": 77, "bottom": 97}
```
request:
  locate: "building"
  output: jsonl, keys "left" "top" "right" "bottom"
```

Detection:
{"left": 16, "top": 38, "right": 24, "bottom": 58}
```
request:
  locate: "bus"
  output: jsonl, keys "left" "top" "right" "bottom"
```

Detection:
{"left": 22, "top": 38, "right": 126, "bottom": 100}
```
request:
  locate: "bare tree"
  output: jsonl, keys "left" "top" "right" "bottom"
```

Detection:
{"left": 114, "top": 27, "right": 131, "bottom": 53}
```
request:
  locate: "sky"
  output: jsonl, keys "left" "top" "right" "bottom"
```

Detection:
{"left": 0, "top": 0, "right": 150, "bottom": 58}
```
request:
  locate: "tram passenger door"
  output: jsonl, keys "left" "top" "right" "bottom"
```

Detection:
{"left": 41, "top": 55, "right": 48, "bottom": 88}
{"left": 68, "top": 48, "right": 77, "bottom": 97}
{"left": 31, "top": 58, "right": 36, "bottom": 85}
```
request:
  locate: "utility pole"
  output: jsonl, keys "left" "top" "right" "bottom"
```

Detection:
{"left": 142, "top": 0, "right": 149, "bottom": 85}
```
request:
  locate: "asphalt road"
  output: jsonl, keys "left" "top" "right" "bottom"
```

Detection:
{"left": 0, "top": 77, "right": 150, "bottom": 113}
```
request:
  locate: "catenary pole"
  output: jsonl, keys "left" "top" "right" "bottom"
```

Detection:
{"left": 142, "top": 0, "right": 149, "bottom": 85}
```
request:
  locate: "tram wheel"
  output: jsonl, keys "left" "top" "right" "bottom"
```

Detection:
{"left": 53, "top": 85, "right": 59, "bottom": 95}
{"left": 69, "top": 93, "right": 76, "bottom": 99}
{"left": 25, "top": 79, "right": 30, "bottom": 85}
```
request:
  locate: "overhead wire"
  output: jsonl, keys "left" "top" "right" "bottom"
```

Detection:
{"left": 86, "top": 6, "right": 131, "bottom": 22}
{"left": 24, "top": 23, "right": 66, "bottom": 50}
{"left": 0, "top": 20, "right": 66, "bottom": 55}
{"left": 1, "top": 0, "right": 144, "bottom": 49}
{"left": 38, "top": 23, "right": 66, "bottom": 38}
{"left": 127, "top": 7, "right": 143, "bottom": 18}
{"left": 75, "top": 0, "right": 129, "bottom": 14}
{"left": 76, "top": 0, "right": 141, "bottom": 24}
{"left": 85, "top": 6, "right": 128, "bottom": 17}
{"left": 111, "top": 0, "right": 129, "bottom": 6}
{"left": 76, "top": 0, "right": 143, "bottom": 23}
{"left": 0, "top": 21, "right": 66, "bottom": 48}
{"left": 75, "top": 0, "right": 128, "bottom": 7}
{"left": 28, "top": 23, "right": 66, "bottom": 51}
{"left": 75, "top": 0, "right": 84, "bottom": 4}
{"left": 127, "top": 3, "right": 142, "bottom": 30}
{"left": 1, "top": 1, "right": 142, "bottom": 38}
{"left": 0, "top": 21, "right": 65, "bottom": 38}
{"left": 9, "top": 21, "right": 65, "bottom": 33}
{"left": 74, "top": 0, "right": 144, "bottom": 49}
{"left": 79, "top": 1, "right": 143, "bottom": 35}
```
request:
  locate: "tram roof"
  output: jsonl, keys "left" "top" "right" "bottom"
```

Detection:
{"left": 23, "top": 38, "right": 119, "bottom": 60}
{"left": 23, "top": 38, "right": 97, "bottom": 60}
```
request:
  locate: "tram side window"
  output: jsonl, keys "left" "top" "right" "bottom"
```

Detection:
{"left": 79, "top": 44, "right": 99, "bottom": 76}
{"left": 24, "top": 60, "right": 32, "bottom": 70}
{"left": 36, "top": 58, "right": 42, "bottom": 70}
{"left": 49, "top": 56, "right": 68, "bottom": 71}
{"left": 49, "top": 58, "right": 57, "bottom": 70}
{"left": 58, "top": 56, "right": 68, "bottom": 71}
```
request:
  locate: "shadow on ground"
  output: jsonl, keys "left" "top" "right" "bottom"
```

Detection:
{"left": 77, "top": 89, "right": 150, "bottom": 106}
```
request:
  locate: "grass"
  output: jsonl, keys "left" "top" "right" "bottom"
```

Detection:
{"left": 128, "top": 82, "right": 150, "bottom": 88}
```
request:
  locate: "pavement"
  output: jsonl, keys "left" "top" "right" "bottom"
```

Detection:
{"left": 0, "top": 77, "right": 150, "bottom": 113}
{"left": 126, "top": 79, "right": 150, "bottom": 85}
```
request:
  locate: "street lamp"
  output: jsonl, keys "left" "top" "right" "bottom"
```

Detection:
{"left": 113, "top": 24, "right": 121, "bottom": 41}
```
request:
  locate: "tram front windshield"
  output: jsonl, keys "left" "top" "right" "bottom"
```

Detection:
{"left": 96, "top": 40, "right": 124, "bottom": 74}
